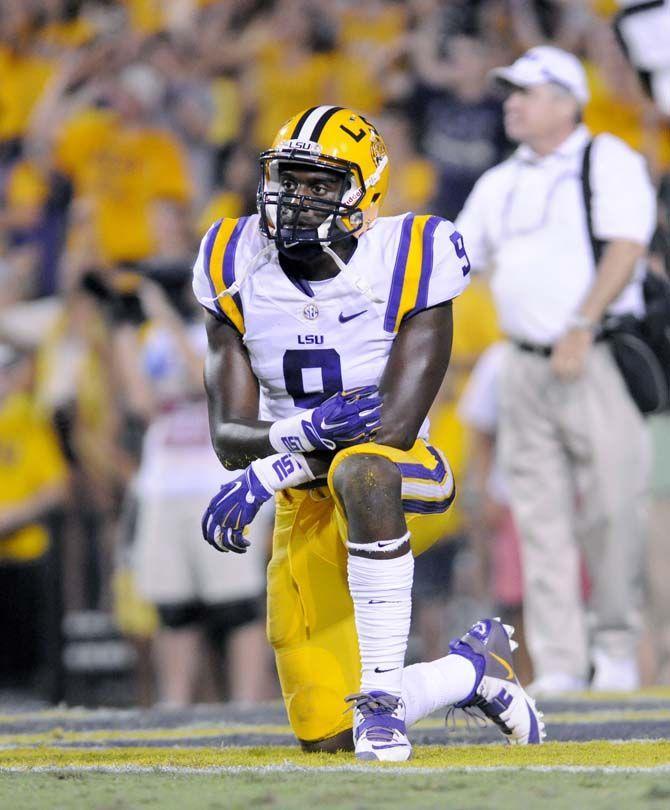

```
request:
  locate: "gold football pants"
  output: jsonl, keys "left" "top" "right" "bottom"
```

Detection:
{"left": 267, "top": 439, "right": 455, "bottom": 743}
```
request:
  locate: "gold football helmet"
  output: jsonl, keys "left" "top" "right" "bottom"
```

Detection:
{"left": 257, "top": 106, "right": 389, "bottom": 250}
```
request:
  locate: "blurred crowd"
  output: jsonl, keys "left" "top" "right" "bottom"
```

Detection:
{"left": 0, "top": 0, "right": 669, "bottom": 705}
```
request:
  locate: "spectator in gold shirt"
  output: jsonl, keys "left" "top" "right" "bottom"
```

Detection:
{"left": 0, "top": 343, "right": 67, "bottom": 687}
{"left": 41, "top": 62, "right": 192, "bottom": 272}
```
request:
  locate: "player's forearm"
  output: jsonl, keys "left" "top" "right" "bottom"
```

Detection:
{"left": 210, "top": 419, "right": 275, "bottom": 470}
{"left": 204, "top": 329, "right": 274, "bottom": 468}
{"left": 209, "top": 413, "right": 340, "bottom": 472}
{"left": 209, "top": 383, "right": 382, "bottom": 472}
{"left": 373, "top": 419, "right": 421, "bottom": 452}
{"left": 577, "top": 240, "right": 646, "bottom": 325}
{"left": 211, "top": 418, "right": 332, "bottom": 481}
{"left": 376, "top": 342, "right": 449, "bottom": 449}
{"left": 376, "top": 303, "right": 454, "bottom": 450}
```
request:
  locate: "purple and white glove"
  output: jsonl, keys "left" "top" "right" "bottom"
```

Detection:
{"left": 202, "top": 452, "right": 314, "bottom": 553}
{"left": 269, "top": 385, "right": 382, "bottom": 454}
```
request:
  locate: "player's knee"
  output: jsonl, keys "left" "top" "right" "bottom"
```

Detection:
{"left": 331, "top": 453, "right": 401, "bottom": 508}
{"left": 286, "top": 683, "right": 354, "bottom": 743}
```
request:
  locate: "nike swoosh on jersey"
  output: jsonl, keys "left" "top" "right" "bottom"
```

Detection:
{"left": 374, "top": 666, "right": 398, "bottom": 673}
{"left": 489, "top": 651, "right": 515, "bottom": 680}
{"left": 338, "top": 309, "right": 368, "bottom": 323}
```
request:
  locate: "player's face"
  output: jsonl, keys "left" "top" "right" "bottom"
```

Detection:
{"left": 278, "top": 166, "right": 343, "bottom": 228}
{"left": 503, "top": 83, "right": 576, "bottom": 144}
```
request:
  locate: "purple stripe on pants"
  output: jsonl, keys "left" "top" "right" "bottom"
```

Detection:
{"left": 396, "top": 445, "right": 446, "bottom": 481}
{"left": 402, "top": 489, "right": 455, "bottom": 515}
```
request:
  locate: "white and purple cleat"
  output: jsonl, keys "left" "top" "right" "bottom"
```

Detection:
{"left": 347, "top": 691, "right": 412, "bottom": 761}
{"left": 450, "top": 617, "right": 546, "bottom": 745}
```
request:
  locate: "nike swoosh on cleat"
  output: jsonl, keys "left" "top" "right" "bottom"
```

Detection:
{"left": 490, "top": 651, "right": 515, "bottom": 680}
{"left": 338, "top": 309, "right": 368, "bottom": 323}
{"left": 371, "top": 744, "right": 408, "bottom": 750}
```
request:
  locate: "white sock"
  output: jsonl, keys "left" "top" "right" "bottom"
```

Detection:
{"left": 347, "top": 535, "right": 413, "bottom": 697}
{"left": 402, "top": 654, "right": 478, "bottom": 726}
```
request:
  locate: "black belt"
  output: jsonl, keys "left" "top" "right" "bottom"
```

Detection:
{"left": 513, "top": 340, "right": 552, "bottom": 357}
{"left": 513, "top": 333, "right": 605, "bottom": 357}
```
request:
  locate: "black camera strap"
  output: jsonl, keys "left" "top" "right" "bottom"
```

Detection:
{"left": 580, "top": 137, "right": 606, "bottom": 267}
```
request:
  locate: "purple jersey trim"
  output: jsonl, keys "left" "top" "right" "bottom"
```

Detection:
{"left": 286, "top": 273, "right": 315, "bottom": 297}
{"left": 406, "top": 216, "right": 442, "bottom": 319}
{"left": 223, "top": 216, "right": 249, "bottom": 318}
{"left": 202, "top": 219, "right": 224, "bottom": 315}
{"left": 383, "top": 213, "right": 414, "bottom": 333}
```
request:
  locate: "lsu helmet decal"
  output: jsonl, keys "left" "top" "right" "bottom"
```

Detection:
{"left": 257, "top": 106, "right": 390, "bottom": 250}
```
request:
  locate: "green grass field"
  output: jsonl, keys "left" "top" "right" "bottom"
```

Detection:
{"left": 2, "top": 694, "right": 669, "bottom": 808}
{"left": 2, "top": 770, "right": 670, "bottom": 810}
{"left": 1, "top": 740, "right": 670, "bottom": 769}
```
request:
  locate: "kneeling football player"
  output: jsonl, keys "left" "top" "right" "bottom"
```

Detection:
{"left": 195, "top": 106, "right": 545, "bottom": 759}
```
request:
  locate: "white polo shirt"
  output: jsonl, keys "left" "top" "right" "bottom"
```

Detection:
{"left": 458, "top": 341, "right": 510, "bottom": 505}
{"left": 456, "top": 125, "right": 656, "bottom": 345}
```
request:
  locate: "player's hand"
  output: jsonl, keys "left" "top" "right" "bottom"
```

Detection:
{"left": 303, "top": 386, "right": 382, "bottom": 451}
{"left": 201, "top": 466, "right": 273, "bottom": 553}
{"left": 550, "top": 327, "right": 594, "bottom": 381}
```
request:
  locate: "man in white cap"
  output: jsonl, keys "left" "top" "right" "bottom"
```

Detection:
{"left": 456, "top": 46, "right": 656, "bottom": 695}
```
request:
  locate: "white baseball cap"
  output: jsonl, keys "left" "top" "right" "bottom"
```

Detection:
{"left": 489, "top": 46, "right": 590, "bottom": 106}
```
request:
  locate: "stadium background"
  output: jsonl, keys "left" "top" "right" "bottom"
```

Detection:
{"left": 0, "top": 0, "right": 669, "bottom": 749}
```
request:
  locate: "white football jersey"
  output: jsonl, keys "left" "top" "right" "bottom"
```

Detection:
{"left": 192, "top": 213, "right": 470, "bottom": 435}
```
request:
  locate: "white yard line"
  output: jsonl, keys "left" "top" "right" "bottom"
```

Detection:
{"left": 1, "top": 763, "right": 670, "bottom": 775}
